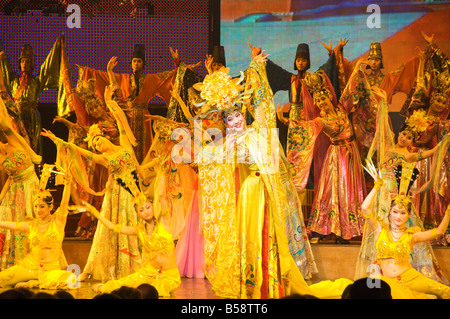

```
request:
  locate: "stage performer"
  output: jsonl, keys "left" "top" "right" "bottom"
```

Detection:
{"left": 196, "top": 50, "right": 350, "bottom": 299}
{"left": 41, "top": 61, "right": 157, "bottom": 281}
{"left": 90, "top": 172, "right": 180, "bottom": 298}
{"left": 54, "top": 44, "right": 121, "bottom": 239}
{"left": 294, "top": 58, "right": 377, "bottom": 243}
{"left": 0, "top": 164, "right": 76, "bottom": 290}
{"left": 348, "top": 41, "right": 421, "bottom": 159}
{"left": 401, "top": 34, "right": 450, "bottom": 245}
{"left": 0, "top": 35, "right": 68, "bottom": 155}
{"left": 0, "top": 98, "right": 41, "bottom": 270}
{"left": 355, "top": 87, "right": 449, "bottom": 285}
{"left": 361, "top": 162, "right": 450, "bottom": 299}
{"left": 79, "top": 44, "right": 179, "bottom": 163}
{"left": 262, "top": 40, "right": 343, "bottom": 191}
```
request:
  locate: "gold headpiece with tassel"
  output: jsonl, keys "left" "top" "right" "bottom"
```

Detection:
{"left": 393, "top": 162, "right": 420, "bottom": 209}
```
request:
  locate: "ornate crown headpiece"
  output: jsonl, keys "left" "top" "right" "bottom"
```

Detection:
{"left": 84, "top": 124, "right": 105, "bottom": 150}
{"left": 403, "top": 109, "right": 435, "bottom": 140}
{"left": 430, "top": 69, "right": 450, "bottom": 100}
{"left": 193, "top": 69, "right": 253, "bottom": 113}
{"left": 76, "top": 79, "right": 103, "bottom": 107}
{"left": 393, "top": 163, "right": 420, "bottom": 209}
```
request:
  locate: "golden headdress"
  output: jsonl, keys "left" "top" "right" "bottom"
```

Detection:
{"left": 35, "top": 164, "right": 65, "bottom": 205}
{"left": 76, "top": 78, "right": 104, "bottom": 108}
{"left": 18, "top": 44, "right": 35, "bottom": 70}
{"left": 192, "top": 69, "right": 253, "bottom": 114}
{"left": 367, "top": 42, "right": 383, "bottom": 68}
{"left": 430, "top": 69, "right": 450, "bottom": 102}
{"left": 84, "top": 124, "right": 105, "bottom": 150}
{"left": 393, "top": 162, "right": 420, "bottom": 209}
{"left": 403, "top": 109, "right": 435, "bottom": 140}
{"left": 305, "top": 71, "right": 333, "bottom": 104}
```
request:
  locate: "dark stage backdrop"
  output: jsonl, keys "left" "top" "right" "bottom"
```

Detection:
{"left": 0, "top": 0, "right": 212, "bottom": 163}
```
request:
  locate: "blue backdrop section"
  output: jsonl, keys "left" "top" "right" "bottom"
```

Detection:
{"left": 221, "top": 11, "right": 426, "bottom": 106}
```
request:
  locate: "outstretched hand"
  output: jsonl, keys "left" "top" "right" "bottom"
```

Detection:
{"left": 421, "top": 31, "right": 434, "bottom": 45}
{"left": 320, "top": 41, "right": 332, "bottom": 54}
{"left": 107, "top": 56, "right": 118, "bottom": 73}
{"left": 248, "top": 43, "right": 262, "bottom": 59}
{"left": 40, "top": 128, "right": 59, "bottom": 143}
{"left": 170, "top": 47, "right": 179, "bottom": 63}
{"left": 254, "top": 50, "right": 269, "bottom": 63}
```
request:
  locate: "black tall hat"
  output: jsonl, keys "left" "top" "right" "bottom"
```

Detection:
{"left": 132, "top": 44, "right": 146, "bottom": 65}
{"left": 212, "top": 45, "right": 226, "bottom": 67}
{"left": 294, "top": 43, "right": 310, "bottom": 71}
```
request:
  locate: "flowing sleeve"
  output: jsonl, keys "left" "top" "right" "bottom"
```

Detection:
{"left": 57, "top": 36, "right": 79, "bottom": 118}
{"left": 381, "top": 55, "right": 420, "bottom": 105}
{"left": 166, "top": 61, "right": 204, "bottom": 123}
{"left": 37, "top": 36, "right": 63, "bottom": 93}
{"left": 286, "top": 119, "right": 323, "bottom": 192}
{"left": 54, "top": 139, "right": 108, "bottom": 197}
{"left": 366, "top": 89, "right": 396, "bottom": 168}
{"left": 0, "top": 51, "right": 17, "bottom": 93}
{"left": 340, "top": 67, "right": 378, "bottom": 115}
{"left": 265, "top": 59, "right": 293, "bottom": 95}
{"left": 137, "top": 69, "right": 177, "bottom": 105}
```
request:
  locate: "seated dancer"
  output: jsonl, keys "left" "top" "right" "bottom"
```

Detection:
{"left": 362, "top": 161, "right": 450, "bottom": 299}
{"left": 90, "top": 173, "right": 181, "bottom": 298}
{"left": 0, "top": 164, "right": 76, "bottom": 290}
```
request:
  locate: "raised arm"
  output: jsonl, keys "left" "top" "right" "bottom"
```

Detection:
{"left": 53, "top": 168, "right": 73, "bottom": 225}
{"left": 413, "top": 205, "right": 450, "bottom": 244}
{"left": 83, "top": 200, "right": 138, "bottom": 236}
{"left": 41, "top": 129, "right": 107, "bottom": 167}
{"left": 361, "top": 163, "right": 383, "bottom": 233}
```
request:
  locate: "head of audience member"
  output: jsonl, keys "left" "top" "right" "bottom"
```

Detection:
{"left": 341, "top": 278, "right": 392, "bottom": 299}
{"left": 137, "top": 283, "right": 159, "bottom": 299}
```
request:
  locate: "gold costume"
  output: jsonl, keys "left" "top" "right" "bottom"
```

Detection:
{"left": 374, "top": 222, "right": 450, "bottom": 299}
{"left": 101, "top": 221, "right": 181, "bottom": 297}
{"left": 0, "top": 208, "right": 73, "bottom": 289}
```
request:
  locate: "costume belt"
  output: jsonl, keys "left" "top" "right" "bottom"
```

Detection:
{"left": 331, "top": 135, "right": 355, "bottom": 146}
{"left": 11, "top": 165, "right": 36, "bottom": 182}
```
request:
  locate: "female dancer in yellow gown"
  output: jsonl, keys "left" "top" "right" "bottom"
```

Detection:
{"left": 90, "top": 172, "right": 181, "bottom": 297}
{"left": 362, "top": 163, "right": 450, "bottom": 299}
{"left": 196, "top": 50, "right": 351, "bottom": 299}
{"left": 0, "top": 98, "right": 41, "bottom": 269}
{"left": 0, "top": 165, "right": 75, "bottom": 289}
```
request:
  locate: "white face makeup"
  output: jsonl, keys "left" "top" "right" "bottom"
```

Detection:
{"left": 225, "top": 111, "right": 245, "bottom": 133}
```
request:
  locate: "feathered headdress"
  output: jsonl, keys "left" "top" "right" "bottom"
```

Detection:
{"left": 393, "top": 163, "right": 420, "bottom": 209}
{"left": 36, "top": 164, "right": 67, "bottom": 205}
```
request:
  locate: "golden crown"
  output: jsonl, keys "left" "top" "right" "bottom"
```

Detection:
{"left": 84, "top": 124, "right": 104, "bottom": 149}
